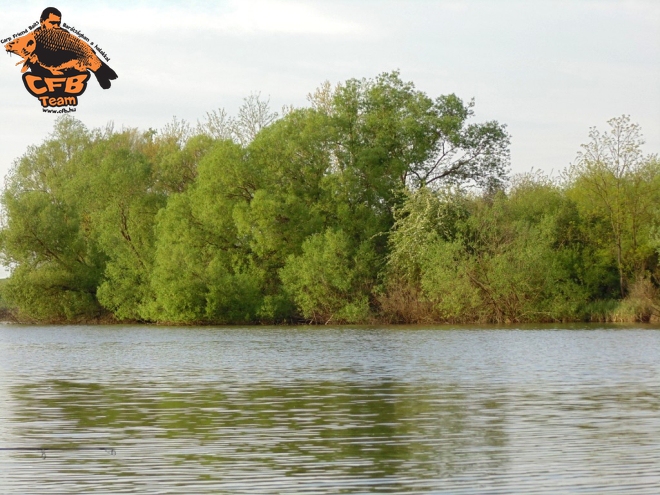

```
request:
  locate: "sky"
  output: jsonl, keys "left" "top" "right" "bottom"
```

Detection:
{"left": 1, "top": 0, "right": 658, "bottom": 183}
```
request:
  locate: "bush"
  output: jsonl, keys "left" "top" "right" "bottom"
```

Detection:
{"left": 280, "top": 229, "right": 375, "bottom": 323}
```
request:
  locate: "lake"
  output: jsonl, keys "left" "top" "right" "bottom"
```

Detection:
{"left": 0, "top": 324, "right": 659, "bottom": 493}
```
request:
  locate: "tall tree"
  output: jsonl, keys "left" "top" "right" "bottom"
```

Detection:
{"left": 568, "top": 115, "right": 659, "bottom": 296}
{"left": 326, "top": 72, "right": 510, "bottom": 193}
{"left": 0, "top": 117, "right": 105, "bottom": 320}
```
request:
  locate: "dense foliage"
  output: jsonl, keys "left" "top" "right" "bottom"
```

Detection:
{"left": 1, "top": 73, "right": 658, "bottom": 324}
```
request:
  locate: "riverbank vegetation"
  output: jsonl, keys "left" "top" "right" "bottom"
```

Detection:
{"left": 1, "top": 72, "right": 659, "bottom": 324}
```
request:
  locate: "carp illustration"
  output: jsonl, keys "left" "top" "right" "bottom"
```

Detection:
{"left": 5, "top": 28, "right": 117, "bottom": 89}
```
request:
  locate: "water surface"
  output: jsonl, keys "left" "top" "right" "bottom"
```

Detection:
{"left": 1, "top": 325, "right": 659, "bottom": 493}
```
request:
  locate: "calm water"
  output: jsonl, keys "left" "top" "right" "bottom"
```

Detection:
{"left": 0, "top": 324, "right": 659, "bottom": 494}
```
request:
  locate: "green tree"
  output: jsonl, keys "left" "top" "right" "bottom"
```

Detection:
{"left": 325, "top": 72, "right": 510, "bottom": 193}
{"left": 147, "top": 139, "right": 263, "bottom": 323}
{"left": 0, "top": 117, "right": 105, "bottom": 320}
{"left": 80, "top": 131, "right": 166, "bottom": 320}
{"left": 386, "top": 179, "right": 589, "bottom": 323}
{"left": 231, "top": 108, "right": 332, "bottom": 270}
{"left": 567, "top": 116, "right": 660, "bottom": 296}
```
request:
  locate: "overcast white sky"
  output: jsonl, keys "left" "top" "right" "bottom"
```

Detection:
{"left": 1, "top": 0, "right": 659, "bottom": 183}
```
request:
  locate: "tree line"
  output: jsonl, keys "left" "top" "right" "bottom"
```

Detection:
{"left": 1, "top": 72, "right": 658, "bottom": 324}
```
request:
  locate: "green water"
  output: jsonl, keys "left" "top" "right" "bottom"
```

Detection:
{"left": 1, "top": 325, "right": 659, "bottom": 493}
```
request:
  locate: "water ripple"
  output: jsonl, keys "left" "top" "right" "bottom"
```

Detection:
{"left": 0, "top": 325, "right": 659, "bottom": 493}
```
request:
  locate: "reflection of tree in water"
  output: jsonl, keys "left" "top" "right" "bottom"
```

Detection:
{"left": 12, "top": 378, "right": 509, "bottom": 484}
